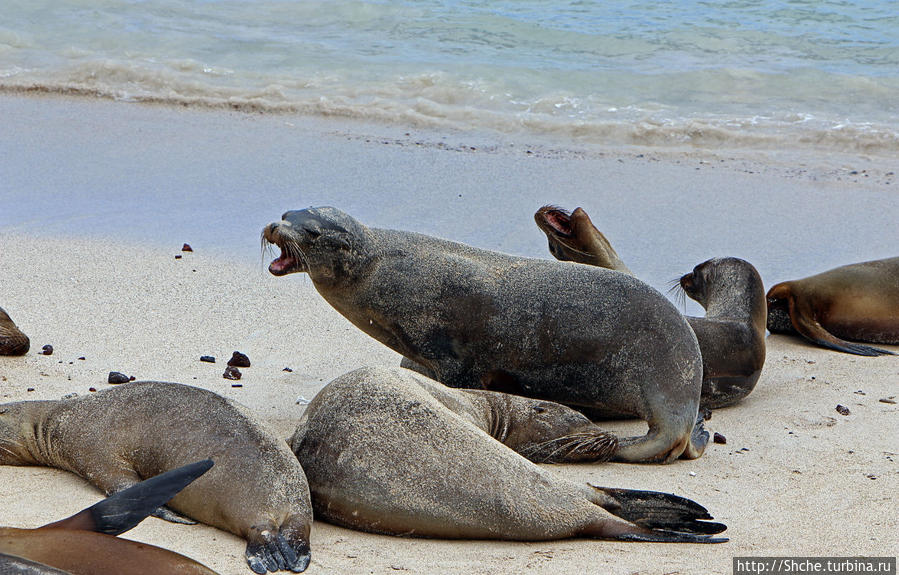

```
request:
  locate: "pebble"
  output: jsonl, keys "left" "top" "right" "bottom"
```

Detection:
{"left": 835, "top": 404, "right": 851, "bottom": 416}
{"left": 223, "top": 366, "right": 241, "bottom": 380}
{"left": 200, "top": 355, "right": 216, "bottom": 363}
{"left": 227, "top": 351, "right": 251, "bottom": 368}
{"left": 40, "top": 344, "right": 53, "bottom": 355}
{"left": 182, "top": 243, "right": 193, "bottom": 252}
{"left": 108, "top": 372, "right": 130, "bottom": 384}
{"left": 713, "top": 432, "right": 727, "bottom": 444}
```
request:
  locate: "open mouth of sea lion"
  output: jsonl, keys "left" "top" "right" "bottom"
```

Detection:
{"left": 535, "top": 205, "right": 574, "bottom": 238}
{"left": 262, "top": 222, "right": 309, "bottom": 276}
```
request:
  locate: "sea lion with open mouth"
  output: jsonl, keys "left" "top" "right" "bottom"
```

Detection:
{"left": 536, "top": 205, "right": 767, "bottom": 408}
{"left": 264, "top": 207, "right": 708, "bottom": 463}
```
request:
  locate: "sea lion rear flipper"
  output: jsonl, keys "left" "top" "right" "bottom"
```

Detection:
{"left": 39, "top": 459, "right": 213, "bottom": 535}
{"left": 788, "top": 297, "right": 895, "bottom": 356}
{"left": 589, "top": 485, "right": 727, "bottom": 537}
{"left": 246, "top": 526, "right": 311, "bottom": 574}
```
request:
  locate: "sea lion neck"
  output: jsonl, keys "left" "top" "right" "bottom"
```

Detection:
{"left": 699, "top": 259, "right": 766, "bottom": 327}
{"left": 0, "top": 400, "right": 60, "bottom": 467}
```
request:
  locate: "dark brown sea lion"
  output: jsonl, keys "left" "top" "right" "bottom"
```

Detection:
{"left": 535, "top": 205, "right": 767, "bottom": 408}
{"left": 0, "top": 382, "right": 313, "bottom": 574}
{"left": 289, "top": 366, "right": 726, "bottom": 542}
{"left": 264, "top": 207, "right": 708, "bottom": 464}
{"left": 1, "top": 460, "right": 218, "bottom": 575}
{"left": 0, "top": 307, "right": 29, "bottom": 356}
{"left": 766, "top": 258, "right": 899, "bottom": 356}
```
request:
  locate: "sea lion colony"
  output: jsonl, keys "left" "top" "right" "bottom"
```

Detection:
{"left": 3, "top": 205, "right": 896, "bottom": 573}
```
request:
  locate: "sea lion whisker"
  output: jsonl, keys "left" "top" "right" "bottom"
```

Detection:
{"left": 532, "top": 433, "right": 602, "bottom": 462}
{"left": 0, "top": 439, "right": 24, "bottom": 460}
{"left": 667, "top": 278, "right": 687, "bottom": 311}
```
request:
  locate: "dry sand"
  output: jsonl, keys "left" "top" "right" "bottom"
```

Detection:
{"left": 1, "top": 94, "right": 897, "bottom": 574}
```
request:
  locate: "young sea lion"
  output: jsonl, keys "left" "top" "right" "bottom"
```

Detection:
{"left": 0, "top": 382, "right": 313, "bottom": 574}
{"left": 264, "top": 207, "right": 708, "bottom": 464}
{"left": 1, "top": 460, "right": 219, "bottom": 575}
{"left": 535, "top": 205, "right": 767, "bottom": 408}
{"left": 766, "top": 258, "right": 899, "bottom": 356}
{"left": 289, "top": 366, "right": 726, "bottom": 542}
{"left": 0, "top": 306, "right": 29, "bottom": 356}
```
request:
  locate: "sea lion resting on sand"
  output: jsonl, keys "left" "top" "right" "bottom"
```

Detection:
{"left": 1, "top": 461, "right": 219, "bottom": 575}
{"left": 289, "top": 366, "right": 726, "bottom": 542}
{"left": 535, "top": 205, "right": 767, "bottom": 409}
{"left": 0, "top": 382, "right": 313, "bottom": 574}
{"left": 766, "top": 258, "right": 899, "bottom": 356}
{"left": 264, "top": 207, "right": 708, "bottom": 463}
{"left": 0, "top": 307, "right": 29, "bottom": 356}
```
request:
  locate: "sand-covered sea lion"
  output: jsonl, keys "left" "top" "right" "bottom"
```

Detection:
{"left": 264, "top": 207, "right": 707, "bottom": 463}
{"left": 766, "top": 258, "right": 899, "bottom": 356}
{"left": 0, "top": 382, "right": 313, "bottom": 574}
{"left": 535, "top": 205, "right": 767, "bottom": 408}
{"left": 0, "top": 307, "right": 29, "bottom": 356}
{"left": 289, "top": 366, "right": 726, "bottom": 542}
{"left": 1, "top": 460, "right": 219, "bottom": 575}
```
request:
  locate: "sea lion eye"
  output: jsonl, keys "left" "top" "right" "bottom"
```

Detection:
{"left": 533, "top": 406, "right": 546, "bottom": 414}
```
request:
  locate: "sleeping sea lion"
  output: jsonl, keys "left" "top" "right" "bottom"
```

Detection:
{"left": 535, "top": 205, "right": 767, "bottom": 408}
{"left": 766, "top": 258, "right": 899, "bottom": 356}
{"left": 264, "top": 207, "right": 708, "bottom": 464}
{"left": 289, "top": 366, "right": 727, "bottom": 542}
{"left": 0, "top": 382, "right": 312, "bottom": 574}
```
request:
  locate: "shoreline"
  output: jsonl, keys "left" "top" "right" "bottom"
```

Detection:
{"left": 1, "top": 92, "right": 897, "bottom": 574}
{"left": 2, "top": 93, "right": 896, "bottom": 304}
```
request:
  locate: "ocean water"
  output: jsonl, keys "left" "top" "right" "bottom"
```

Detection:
{"left": 2, "top": 0, "right": 898, "bottom": 153}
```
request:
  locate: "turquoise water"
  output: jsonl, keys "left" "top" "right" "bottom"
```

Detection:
{"left": 2, "top": 0, "right": 898, "bottom": 152}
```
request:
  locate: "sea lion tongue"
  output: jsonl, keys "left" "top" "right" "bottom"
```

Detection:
{"left": 269, "top": 252, "right": 299, "bottom": 276}
{"left": 536, "top": 205, "right": 574, "bottom": 237}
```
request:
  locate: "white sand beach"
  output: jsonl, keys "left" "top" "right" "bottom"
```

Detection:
{"left": 1, "top": 94, "right": 897, "bottom": 574}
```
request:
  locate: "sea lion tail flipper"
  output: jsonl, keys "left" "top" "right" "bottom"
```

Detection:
{"left": 40, "top": 459, "right": 213, "bottom": 535}
{"left": 787, "top": 295, "right": 895, "bottom": 356}
{"left": 246, "top": 523, "right": 311, "bottom": 573}
{"left": 589, "top": 485, "right": 727, "bottom": 537}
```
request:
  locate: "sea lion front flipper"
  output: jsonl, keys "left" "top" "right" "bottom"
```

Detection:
{"left": 589, "top": 485, "right": 727, "bottom": 537}
{"left": 788, "top": 296, "right": 895, "bottom": 356}
{"left": 41, "top": 459, "right": 213, "bottom": 534}
{"left": 245, "top": 523, "right": 312, "bottom": 574}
